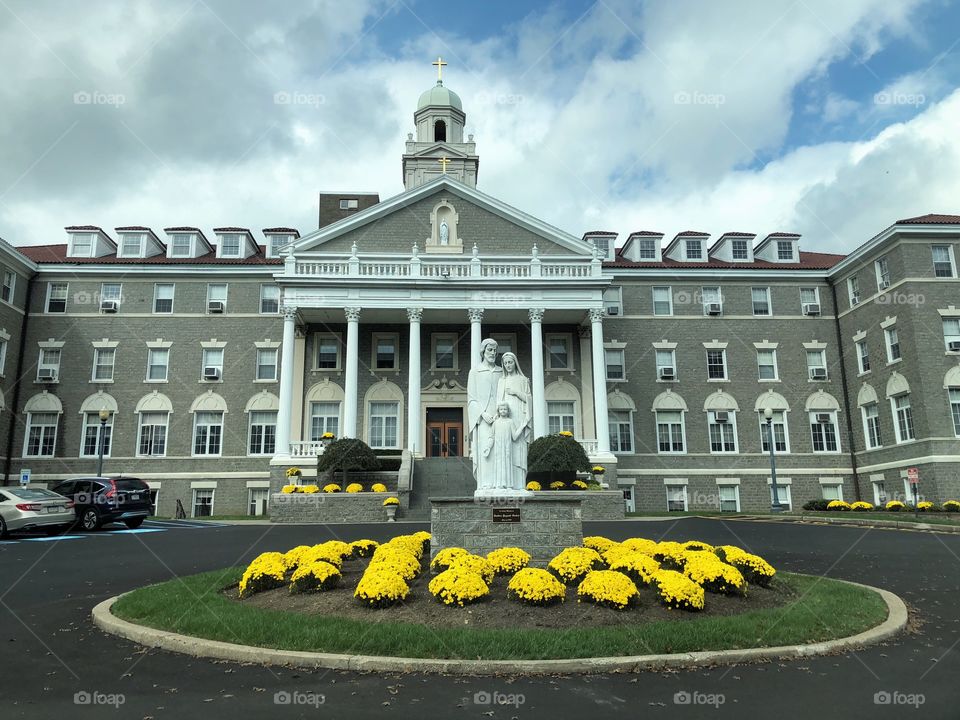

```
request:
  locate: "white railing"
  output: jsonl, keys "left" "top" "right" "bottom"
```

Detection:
{"left": 289, "top": 441, "right": 326, "bottom": 457}
{"left": 578, "top": 438, "right": 599, "bottom": 455}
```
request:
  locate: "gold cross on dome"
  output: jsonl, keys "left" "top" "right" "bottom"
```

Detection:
{"left": 438, "top": 156, "right": 451, "bottom": 173}
{"left": 432, "top": 56, "right": 447, "bottom": 81}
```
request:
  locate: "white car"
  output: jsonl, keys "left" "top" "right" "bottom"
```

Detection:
{"left": 0, "top": 486, "right": 75, "bottom": 537}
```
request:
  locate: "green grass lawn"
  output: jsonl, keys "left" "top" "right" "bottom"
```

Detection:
{"left": 112, "top": 569, "right": 887, "bottom": 660}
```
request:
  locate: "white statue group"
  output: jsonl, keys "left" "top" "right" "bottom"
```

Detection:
{"left": 467, "top": 338, "right": 532, "bottom": 497}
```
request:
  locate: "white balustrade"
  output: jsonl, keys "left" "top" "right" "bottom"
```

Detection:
{"left": 294, "top": 254, "right": 601, "bottom": 280}
{"left": 289, "top": 440, "right": 326, "bottom": 457}
{"left": 578, "top": 438, "right": 599, "bottom": 455}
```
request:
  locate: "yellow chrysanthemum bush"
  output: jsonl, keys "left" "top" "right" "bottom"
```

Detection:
{"left": 370, "top": 483, "right": 387, "bottom": 493}
{"left": 447, "top": 553, "right": 495, "bottom": 583}
{"left": 350, "top": 539, "right": 379, "bottom": 558}
{"left": 577, "top": 570, "right": 640, "bottom": 610}
{"left": 607, "top": 551, "right": 660, "bottom": 586}
{"left": 917, "top": 501, "right": 935, "bottom": 512}
{"left": 943, "top": 500, "right": 960, "bottom": 512}
{"left": 383, "top": 496, "right": 400, "bottom": 507}
{"left": 345, "top": 483, "right": 364, "bottom": 493}
{"left": 506, "top": 567, "right": 566, "bottom": 606}
{"left": 354, "top": 568, "right": 410, "bottom": 608}
{"left": 301, "top": 484, "right": 320, "bottom": 494}
{"left": 289, "top": 560, "right": 341, "bottom": 594}
{"left": 428, "top": 567, "right": 490, "bottom": 606}
{"left": 652, "top": 541, "right": 689, "bottom": 570}
{"left": 548, "top": 547, "right": 604, "bottom": 585}
{"left": 238, "top": 551, "right": 289, "bottom": 599}
{"left": 827, "top": 500, "right": 851, "bottom": 511}
{"left": 582, "top": 536, "right": 617, "bottom": 553}
{"left": 885, "top": 500, "right": 906, "bottom": 512}
{"left": 323, "top": 483, "right": 341, "bottom": 493}
{"left": 431, "top": 547, "right": 470, "bottom": 572}
{"left": 619, "top": 537, "right": 659, "bottom": 557}
{"left": 549, "top": 481, "right": 566, "bottom": 490}
{"left": 682, "top": 540, "right": 714, "bottom": 552}
{"left": 297, "top": 543, "right": 344, "bottom": 569}
{"left": 850, "top": 501, "right": 874, "bottom": 511}
{"left": 651, "top": 569, "right": 705, "bottom": 611}
{"left": 525, "top": 481, "right": 541, "bottom": 491}
{"left": 281, "top": 484, "right": 298, "bottom": 494}
{"left": 368, "top": 544, "right": 421, "bottom": 581}
{"left": 486, "top": 547, "right": 531, "bottom": 575}
{"left": 682, "top": 552, "right": 747, "bottom": 596}
{"left": 320, "top": 540, "right": 354, "bottom": 562}
{"left": 572, "top": 480, "right": 589, "bottom": 490}
{"left": 714, "top": 546, "right": 776, "bottom": 588}
{"left": 383, "top": 534, "right": 424, "bottom": 559}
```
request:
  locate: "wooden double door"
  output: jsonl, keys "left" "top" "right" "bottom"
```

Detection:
{"left": 425, "top": 407, "right": 463, "bottom": 457}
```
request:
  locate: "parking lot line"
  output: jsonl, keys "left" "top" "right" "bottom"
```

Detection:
{"left": 21, "top": 535, "right": 87, "bottom": 542}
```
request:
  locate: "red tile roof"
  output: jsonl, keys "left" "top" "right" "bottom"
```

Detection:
{"left": 762, "top": 232, "right": 800, "bottom": 238}
{"left": 16, "top": 244, "right": 281, "bottom": 266}
{"left": 213, "top": 227, "right": 253, "bottom": 233}
{"left": 607, "top": 249, "right": 844, "bottom": 270}
{"left": 163, "top": 226, "right": 204, "bottom": 232}
{"left": 674, "top": 230, "right": 710, "bottom": 237}
{"left": 115, "top": 226, "right": 152, "bottom": 231}
{"left": 263, "top": 227, "right": 300, "bottom": 235}
{"left": 897, "top": 213, "right": 960, "bottom": 225}
{"left": 718, "top": 231, "right": 756, "bottom": 237}
{"left": 627, "top": 230, "right": 664, "bottom": 237}
{"left": 583, "top": 230, "right": 618, "bottom": 235}
{"left": 64, "top": 225, "right": 104, "bottom": 231}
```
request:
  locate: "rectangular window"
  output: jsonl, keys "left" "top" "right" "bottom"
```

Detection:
{"left": 46, "top": 282, "right": 68, "bottom": 313}
{"left": 731, "top": 239, "right": 749, "bottom": 260}
{"left": 373, "top": 334, "right": 398, "bottom": 370}
{"left": 24, "top": 413, "right": 58, "bottom": 457}
{"left": 603, "top": 286, "right": 622, "bottom": 315}
{"left": 310, "top": 401, "right": 340, "bottom": 441}
{"left": 847, "top": 276, "right": 860, "bottom": 306}
{"left": 655, "top": 349, "right": 676, "bottom": 379}
{"left": 652, "top": 286, "right": 673, "bottom": 316}
{"left": 315, "top": 334, "right": 340, "bottom": 370}
{"left": 193, "top": 411, "right": 224, "bottom": 456}
{"left": 638, "top": 238, "right": 658, "bottom": 259}
{"left": 759, "top": 411, "right": 788, "bottom": 453}
{"left": 192, "top": 489, "right": 214, "bottom": 518}
{"left": 368, "top": 401, "right": 399, "bottom": 448}
{"left": 950, "top": 389, "right": 960, "bottom": 437}
{"left": 872, "top": 481, "right": 887, "bottom": 506}
{"left": 821, "top": 484, "right": 843, "bottom": 502}
{"left": 38, "top": 348, "right": 61, "bottom": 381}
{"left": 718, "top": 485, "right": 740, "bottom": 512}
{"left": 777, "top": 240, "right": 793, "bottom": 261}
{"left": 92, "top": 348, "right": 115, "bottom": 381}
{"left": 100, "top": 283, "right": 122, "bottom": 306}
{"left": 800, "top": 287, "right": 819, "bottom": 308}
{"left": 806, "top": 349, "right": 827, "bottom": 380}
{"left": 120, "top": 234, "right": 142, "bottom": 257}
{"left": 256, "top": 348, "right": 278, "bottom": 380}
{"left": 933, "top": 245, "right": 955, "bottom": 277}
{"left": 339, "top": 198, "right": 359, "bottom": 210}
{"left": 666, "top": 484, "right": 687, "bottom": 511}
{"left": 751, "top": 287, "right": 771, "bottom": 316}
{"left": 259, "top": 285, "right": 280, "bottom": 314}
{"left": 656, "top": 411, "right": 685, "bottom": 453}
{"left": 593, "top": 237, "right": 611, "bottom": 260}
{"left": 701, "top": 286, "right": 721, "bottom": 313}
{"left": 608, "top": 410, "right": 633, "bottom": 453}
{"left": 80, "top": 412, "right": 113, "bottom": 457}
{"left": 433, "top": 334, "right": 456, "bottom": 370}
{"left": 202, "top": 348, "right": 224, "bottom": 379}
{"left": 685, "top": 239, "right": 703, "bottom": 259}
{"left": 863, "top": 403, "right": 882, "bottom": 449}
{"left": 770, "top": 485, "right": 792, "bottom": 510}
{"left": 757, "top": 349, "right": 778, "bottom": 380}
{"left": 0, "top": 338, "right": 6, "bottom": 375}
{"left": 706, "top": 349, "right": 726, "bottom": 380}
{"left": 71, "top": 233, "right": 93, "bottom": 256}
{"left": 943, "top": 319, "right": 960, "bottom": 351}
{"left": 810, "top": 413, "right": 839, "bottom": 453}
{"left": 248, "top": 488, "right": 269, "bottom": 516}
{"left": 857, "top": 340, "right": 870, "bottom": 373}
{"left": 547, "top": 335, "right": 571, "bottom": 370}
{"left": 885, "top": 327, "right": 901, "bottom": 362}
{"left": 138, "top": 412, "right": 168, "bottom": 456}
{"left": 708, "top": 412, "right": 737, "bottom": 453}
{"left": 547, "top": 401, "right": 575, "bottom": 435}
{"left": 605, "top": 348, "right": 625, "bottom": 380}
{"left": 248, "top": 411, "right": 277, "bottom": 455}
{"left": 875, "top": 257, "right": 891, "bottom": 290}
{"left": 170, "top": 234, "right": 191, "bottom": 257}
{"left": 1, "top": 271, "right": 15, "bottom": 303}
{"left": 147, "top": 348, "right": 169, "bottom": 381}
{"left": 207, "top": 283, "right": 228, "bottom": 310}
{"left": 220, "top": 234, "right": 242, "bottom": 257}
{"left": 893, "top": 395, "right": 915, "bottom": 442}
{"left": 153, "top": 283, "right": 174, "bottom": 314}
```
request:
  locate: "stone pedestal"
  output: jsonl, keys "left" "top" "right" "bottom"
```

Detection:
{"left": 430, "top": 496, "right": 583, "bottom": 564}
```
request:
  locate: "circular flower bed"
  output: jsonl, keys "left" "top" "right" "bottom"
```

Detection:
{"left": 487, "top": 547, "right": 531, "bottom": 575}
{"left": 506, "top": 568, "right": 566, "bottom": 606}
{"left": 577, "top": 570, "right": 639, "bottom": 610}
{"left": 428, "top": 567, "right": 490, "bottom": 606}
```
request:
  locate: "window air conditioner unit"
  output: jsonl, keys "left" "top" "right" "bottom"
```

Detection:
{"left": 810, "top": 367, "right": 827, "bottom": 380}
{"left": 606, "top": 306, "right": 620, "bottom": 316}
{"left": 879, "top": 280, "right": 890, "bottom": 290}
{"left": 208, "top": 300, "right": 225, "bottom": 313}
{"left": 704, "top": 302, "right": 722, "bottom": 316}
{"left": 658, "top": 367, "right": 675, "bottom": 380}
{"left": 37, "top": 368, "right": 57, "bottom": 381}
{"left": 815, "top": 413, "right": 832, "bottom": 424}
{"left": 714, "top": 411, "right": 730, "bottom": 424}
{"left": 100, "top": 300, "right": 118, "bottom": 313}
{"left": 203, "top": 366, "right": 221, "bottom": 380}
{"left": 949, "top": 341, "right": 960, "bottom": 352}
{"left": 803, "top": 303, "right": 821, "bottom": 316}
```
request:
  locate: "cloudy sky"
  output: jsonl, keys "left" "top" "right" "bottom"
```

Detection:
{"left": 0, "top": 0, "right": 958, "bottom": 252}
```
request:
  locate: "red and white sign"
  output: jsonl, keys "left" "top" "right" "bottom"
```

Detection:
{"left": 907, "top": 467, "right": 919, "bottom": 484}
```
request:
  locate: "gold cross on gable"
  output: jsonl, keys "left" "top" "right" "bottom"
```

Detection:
{"left": 432, "top": 56, "right": 447, "bottom": 81}
{"left": 437, "top": 157, "right": 451, "bottom": 173}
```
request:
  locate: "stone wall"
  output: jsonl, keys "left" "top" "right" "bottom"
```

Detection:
{"left": 430, "top": 496, "right": 583, "bottom": 563}
{"left": 548, "top": 490, "right": 623, "bottom": 519}
{"left": 270, "top": 492, "right": 398, "bottom": 524}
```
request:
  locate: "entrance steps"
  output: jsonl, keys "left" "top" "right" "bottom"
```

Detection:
{"left": 406, "top": 457, "right": 476, "bottom": 520}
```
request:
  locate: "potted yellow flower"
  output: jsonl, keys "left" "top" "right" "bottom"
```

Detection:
{"left": 285, "top": 466, "right": 303, "bottom": 485}
{"left": 383, "top": 496, "right": 400, "bottom": 522}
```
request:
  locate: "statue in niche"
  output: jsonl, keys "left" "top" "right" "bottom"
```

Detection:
{"left": 439, "top": 220, "right": 449, "bottom": 245}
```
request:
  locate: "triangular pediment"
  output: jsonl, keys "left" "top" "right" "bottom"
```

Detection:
{"left": 404, "top": 143, "right": 472, "bottom": 160}
{"left": 290, "top": 176, "right": 593, "bottom": 257}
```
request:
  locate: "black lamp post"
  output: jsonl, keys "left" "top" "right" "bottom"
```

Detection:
{"left": 763, "top": 407, "right": 786, "bottom": 513}
{"left": 96, "top": 406, "right": 110, "bottom": 477}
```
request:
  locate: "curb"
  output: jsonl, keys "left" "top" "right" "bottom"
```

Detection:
{"left": 744, "top": 514, "right": 960, "bottom": 534}
{"left": 92, "top": 579, "right": 907, "bottom": 676}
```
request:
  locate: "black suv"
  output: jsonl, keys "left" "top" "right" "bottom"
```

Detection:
{"left": 50, "top": 476, "right": 152, "bottom": 531}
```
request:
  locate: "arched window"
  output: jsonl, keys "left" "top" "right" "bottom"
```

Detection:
{"left": 885, "top": 373, "right": 915, "bottom": 443}
{"left": 857, "top": 383, "right": 882, "bottom": 449}
{"left": 944, "top": 367, "right": 960, "bottom": 437}
{"left": 23, "top": 391, "right": 62, "bottom": 457}
{"left": 136, "top": 391, "right": 173, "bottom": 457}
{"left": 652, "top": 390, "right": 687, "bottom": 454}
{"left": 607, "top": 390, "right": 636, "bottom": 453}
{"left": 189, "top": 391, "right": 228, "bottom": 457}
{"left": 434, "top": 119, "right": 446, "bottom": 142}
{"left": 78, "top": 391, "right": 118, "bottom": 458}
{"left": 754, "top": 390, "right": 791, "bottom": 453}
{"left": 364, "top": 379, "right": 404, "bottom": 449}
{"left": 245, "top": 391, "right": 279, "bottom": 456}
{"left": 805, "top": 390, "right": 841, "bottom": 453}
{"left": 545, "top": 379, "right": 581, "bottom": 436}
{"left": 703, "top": 390, "right": 739, "bottom": 454}
{"left": 305, "top": 379, "right": 344, "bottom": 441}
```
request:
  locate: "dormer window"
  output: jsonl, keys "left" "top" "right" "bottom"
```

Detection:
{"left": 731, "top": 240, "right": 749, "bottom": 260}
{"left": 638, "top": 239, "right": 658, "bottom": 260}
{"left": 170, "top": 234, "right": 191, "bottom": 257}
{"left": 685, "top": 239, "right": 703, "bottom": 260}
{"left": 220, "top": 234, "right": 242, "bottom": 257}
{"left": 70, "top": 233, "right": 93, "bottom": 257}
{"left": 119, "top": 234, "right": 143, "bottom": 257}
{"left": 777, "top": 240, "right": 794, "bottom": 261}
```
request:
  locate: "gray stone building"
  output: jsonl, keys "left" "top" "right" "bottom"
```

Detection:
{"left": 1, "top": 75, "right": 958, "bottom": 517}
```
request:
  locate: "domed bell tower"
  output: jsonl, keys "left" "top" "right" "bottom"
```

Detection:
{"left": 402, "top": 57, "right": 479, "bottom": 189}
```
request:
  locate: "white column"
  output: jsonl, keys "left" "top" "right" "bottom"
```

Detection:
{"left": 406, "top": 307, "right": 423, "bottom": 454}
{"left": 468, "top": 307, "right": 483, "bottom": 368}
{"left": 589, "top": 308, "right": 611, "bottom": 453}
{"left": 529, "top": 308, "right": 547, "bottom": 438}
{"left": 275, "top": 305, "right": 298, "bottom": 456}
{"left": 343, "top": 307, "right": 361, "bottom": 438}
